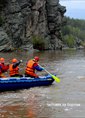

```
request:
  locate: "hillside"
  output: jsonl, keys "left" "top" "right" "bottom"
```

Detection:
{"left": 0, "top": 0, "right": 66, "bottom": 52}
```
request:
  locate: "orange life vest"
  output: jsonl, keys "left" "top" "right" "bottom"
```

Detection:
{"left": 25, "top": 60, "right": 38, "bottom": 77}
{"left": 0, "top": 63, "right": 9, "bottom": 72}
{"left": 0, "top": 63, "right": 9, "bottom": 77}
{"left": 9, "top": 64, "right": 19, "bottom": 76}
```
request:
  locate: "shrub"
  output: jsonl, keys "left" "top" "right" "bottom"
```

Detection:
{"left": 63, "top": 35, "right": 75, "bottom": 48}
{"left": 32, "top": 35, "right": 45, "bottom": 50}
{"left": 81, "top": 41, "right": 85, "bottom": 47}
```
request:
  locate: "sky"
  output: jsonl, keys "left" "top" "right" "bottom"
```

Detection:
{"left": 59, "top": 0, "right": 85, "bottom": 20}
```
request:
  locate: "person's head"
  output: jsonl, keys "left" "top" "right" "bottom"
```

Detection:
{"left": 0, "top": 58, "right": 5, "bottom": 63}
{"left": 12, "top": 58, "right": 18, "bottom": 63}
{"left": 34, "top": 56, "right": 39, "bottom": 62}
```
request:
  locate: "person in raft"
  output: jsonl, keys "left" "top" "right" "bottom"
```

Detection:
{"left": 25, "top": 56, "right": 44, "bottom": 78}
{"left": 9, "top": 58, "right": 23, "bottom": 77}
{"left": 0, "top": 58, "right": 9, "bottom": 78}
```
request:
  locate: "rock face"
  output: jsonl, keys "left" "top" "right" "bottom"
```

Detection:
{"left": 0, "top": 27, "right": 12, "bottom": 51}
{"left": 0, "top": 0, "right": 66, "bottom": 51}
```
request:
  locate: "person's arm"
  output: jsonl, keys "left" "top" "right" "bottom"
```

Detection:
{"left": 0, "top": 65, "right": 2, "bottom": 69}
{"left": 13, "top": 60, "right": 22, "bottom": 68}
{"left": 0, "top": 65, "right": 2, "bottom": 72}
{"left": 33, "top": 63, "right": 43, "bottom": 71}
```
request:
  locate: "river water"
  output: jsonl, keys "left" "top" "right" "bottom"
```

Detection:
{"left": 0, "top": 49, "right": 85, "bottom": 118}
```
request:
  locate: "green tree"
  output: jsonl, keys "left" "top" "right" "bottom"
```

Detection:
{"left": 61, "top": 17, "right": 85, "bottom": 47}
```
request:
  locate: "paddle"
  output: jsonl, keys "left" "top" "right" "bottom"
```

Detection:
{"left": 39, "top": 64, "right": 60, "bottom": 83}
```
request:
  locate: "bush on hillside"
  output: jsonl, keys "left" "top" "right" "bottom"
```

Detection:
{"left": 32, "top": 35, "right": 45, "bottom": 50}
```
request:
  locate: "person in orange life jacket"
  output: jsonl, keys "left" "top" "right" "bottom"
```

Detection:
{"left": 25, "top": 56, "right": 44, "bottom": 78}
{"left": 9, "top": 58, "right": 23, "bottom": 77}
{"left": 0, "top": 58, "right": 9, "bottom": 78}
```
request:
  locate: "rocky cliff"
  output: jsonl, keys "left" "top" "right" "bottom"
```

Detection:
{"left": 0, "top": 0, "right": 66, "bottom": 51}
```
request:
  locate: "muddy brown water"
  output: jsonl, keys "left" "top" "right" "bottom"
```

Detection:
{"left": 0, "top": 49, "right": 85, "bottom": 118}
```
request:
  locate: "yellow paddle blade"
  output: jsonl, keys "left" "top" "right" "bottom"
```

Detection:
{"left": 51, "top": 74, "right": 60, "bottom": 83}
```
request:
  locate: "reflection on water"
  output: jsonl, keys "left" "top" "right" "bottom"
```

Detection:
{"left": 0, "top": 49, "right": 85, "bottom": 117}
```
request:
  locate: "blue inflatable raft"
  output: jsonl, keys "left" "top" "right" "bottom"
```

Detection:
{"left": 0, "top": 74, "right": 54, "bottom": 92}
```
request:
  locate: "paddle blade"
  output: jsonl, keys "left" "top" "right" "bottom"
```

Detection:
{"left": 51, "top": 74, "right": 60, "bottom": 83}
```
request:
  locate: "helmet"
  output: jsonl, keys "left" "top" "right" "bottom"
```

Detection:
{"left": 12, "top": 58, "right": 18, "bottom": 63}
{"left": 34, "top": 56, "right": 39, "bottom": 61}
{"left": 0, "top": 58, "right": 5, "bottom": 63}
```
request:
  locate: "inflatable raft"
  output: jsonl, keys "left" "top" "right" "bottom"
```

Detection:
{"left": 0, "top": 74, "right": 54, "bottom": 92}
